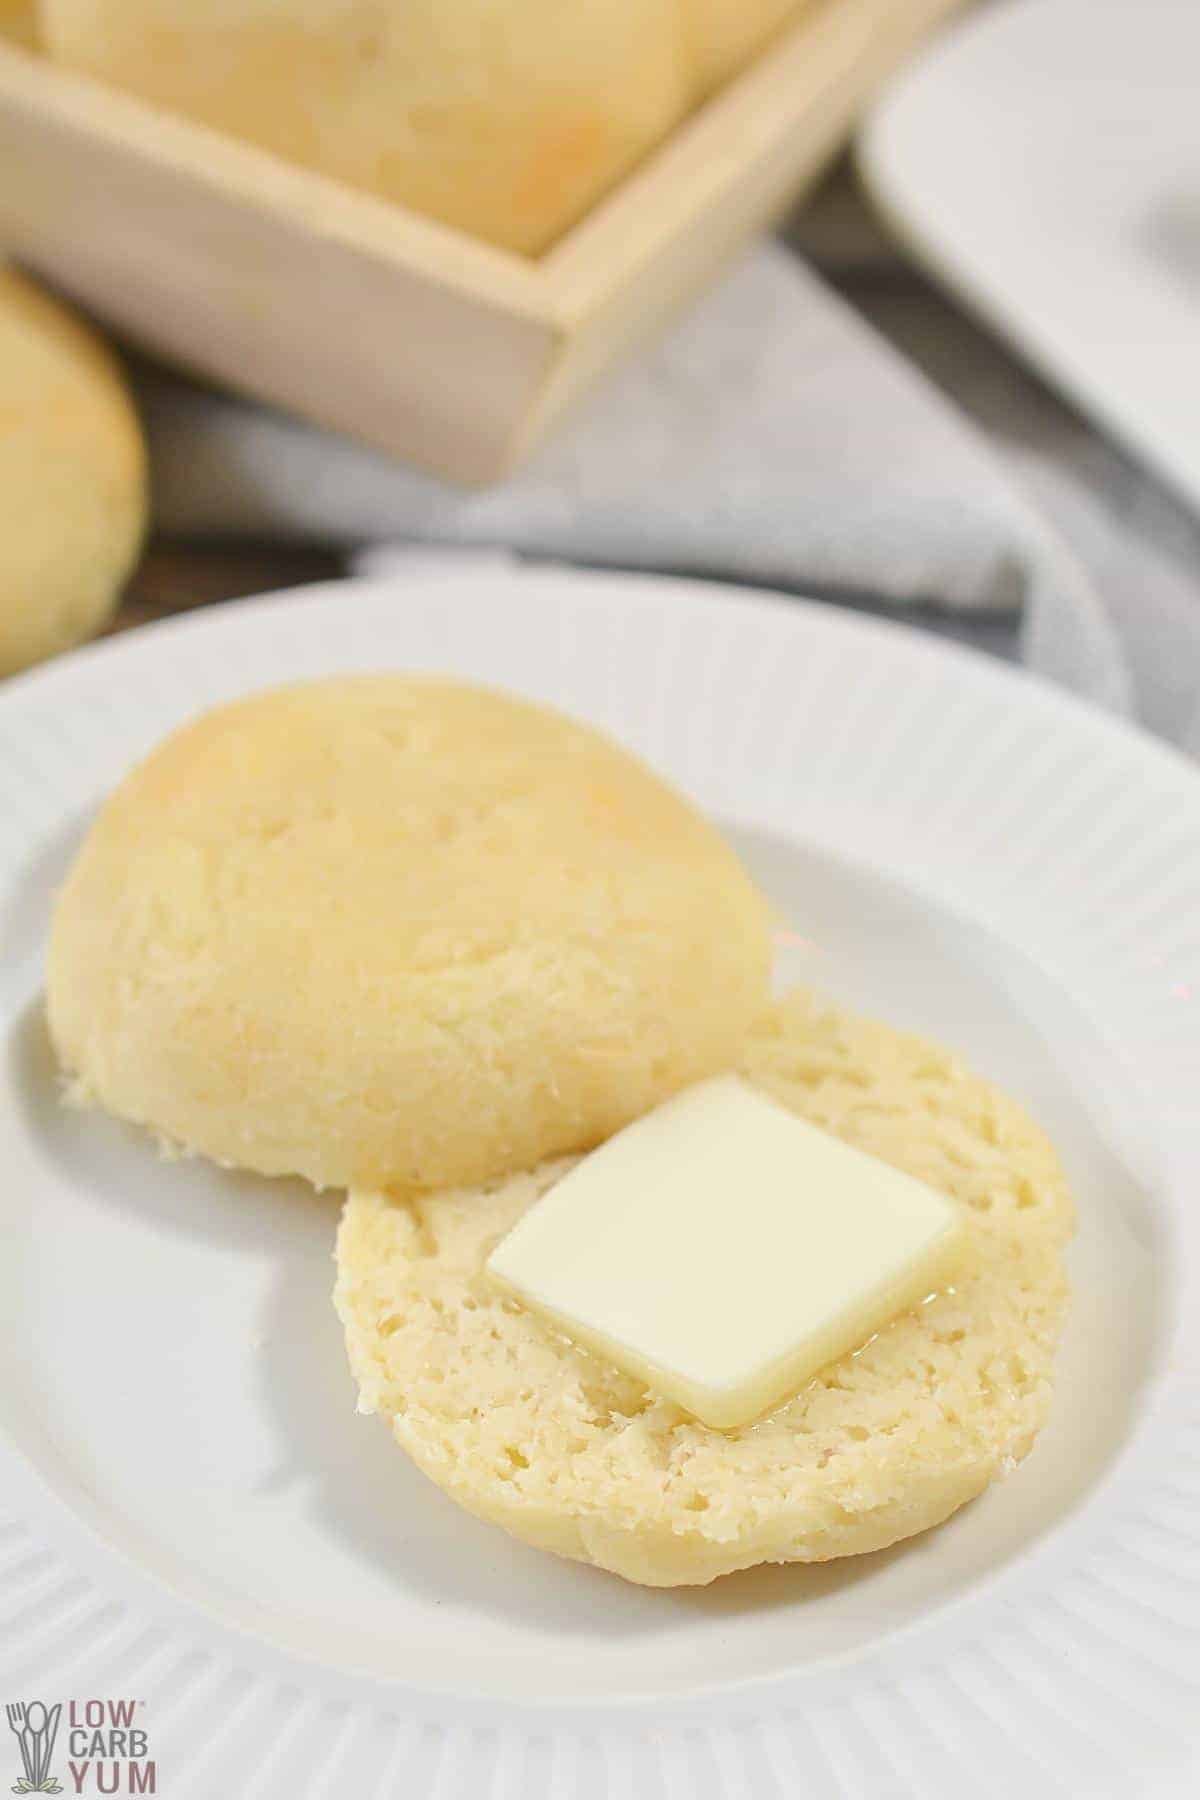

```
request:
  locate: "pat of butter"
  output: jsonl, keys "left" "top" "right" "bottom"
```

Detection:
{"left": 487, "top": 1074, "right": 964, "bottom": 1430}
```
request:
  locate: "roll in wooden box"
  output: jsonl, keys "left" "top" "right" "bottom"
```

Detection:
{"left": 0, "top": 0, "right": 962, "bottom": 484}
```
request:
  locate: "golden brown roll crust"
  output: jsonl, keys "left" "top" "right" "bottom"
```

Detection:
{"left": 682, "top": 0, "right": 805, "bottom": 96}
{"left": 48, "top": 676, "right": 772, "bottom": 1191}
{"left": 0, "top": 267, "right": 145, "bottom": 676}
{"left": 39, "top": 0, "right": 691, "bottom": 254}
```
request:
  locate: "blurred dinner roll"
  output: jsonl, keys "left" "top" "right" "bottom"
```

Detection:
{"left": 682, "top": 0, "right": 803, "bottom": 95}
{"left": 39, "top": 0, "right": 690, "bottom": 254}
{"left": 48, "top": 676, "right": 773, "bottom": 1192}
{"left": 0, "top": 267, "right": 145, "bottom": 678}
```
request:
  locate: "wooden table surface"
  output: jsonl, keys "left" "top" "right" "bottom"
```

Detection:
{"left": 105, "top": 540, "right": 345, "bottom": 639}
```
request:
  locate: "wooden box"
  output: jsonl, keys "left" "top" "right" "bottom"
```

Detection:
{"left": 0, "top": 0, "right": 963, "bottom": 484}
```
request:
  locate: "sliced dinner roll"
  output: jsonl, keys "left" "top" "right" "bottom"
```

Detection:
{"left": 337, "top": 989, "right": 1073, "bottom": 1585}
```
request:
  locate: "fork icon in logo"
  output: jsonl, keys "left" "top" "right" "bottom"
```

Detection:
{"left": 5, "top": 1702, "right": 62, "bottom": 1795}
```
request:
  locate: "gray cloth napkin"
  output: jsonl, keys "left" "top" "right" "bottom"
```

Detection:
{"left": 141, "top": 240, "right": 1197, "bottom": 747}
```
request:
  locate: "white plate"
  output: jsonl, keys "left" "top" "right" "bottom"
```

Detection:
{"left": 859, "top": 0, "right": 1200, "bottom": 512}
{"left": 1, "top": 566, "right": 1199, "bottom": 1798}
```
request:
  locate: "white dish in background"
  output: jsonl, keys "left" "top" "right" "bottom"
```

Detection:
{"left": 0, "top": 566, "right": 1198, "bottom": 1797}
{"left": 859, "top": 0, "right": 1200, "bottom": 512}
